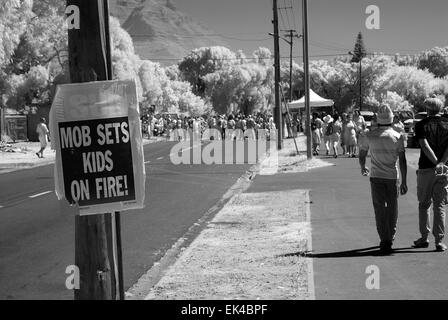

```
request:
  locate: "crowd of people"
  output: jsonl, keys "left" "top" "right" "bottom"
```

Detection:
{"left": 141, "top": 112, "right": 278, "bottom": 140}
{"left": 310, "top": 110, "right": 406, "bottom": 159}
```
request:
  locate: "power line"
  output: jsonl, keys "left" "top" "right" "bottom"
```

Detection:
{"left": 283, "top": 0, "right": 294, "bottom": 32}
{"left": 289, "top": 0, "right": 299, "bottom": 35}
{"left": 280, "top": 0, "right": 292, "bottom": 31}
{"left": 277, "top": 5, "right": 288, "bottom": 31}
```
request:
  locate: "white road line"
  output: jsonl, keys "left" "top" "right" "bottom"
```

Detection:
{"left": 168, "top": 145, "right": 198, "bottom": 157}
{"left": 144, "top": 161, "right": 151, "bottom": 164}
{"left": 157, "top": 157, "right": 164, "bottom": 160}
{"left": 29, "top": 191, "right": 53, "bottom": 199}
{"left": 0, "top": 205, "right": 3, "bottom": 209}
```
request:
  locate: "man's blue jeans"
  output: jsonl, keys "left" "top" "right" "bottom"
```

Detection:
{"left": 370, "top": 178, "right": 399, "bottom": 242}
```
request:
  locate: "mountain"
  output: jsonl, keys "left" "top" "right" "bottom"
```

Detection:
{"left": 109, "top": 0, "right": 226, "bottom": 65}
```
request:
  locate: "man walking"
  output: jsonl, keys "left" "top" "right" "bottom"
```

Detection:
{"left": 359, "top": 105, "right": 408, "bottom": 255}
{"left": 413, "top": 98, "right": 448, "bottom": 252}
{"left": 36, "top": 117, "right": 50, "bottom": 158}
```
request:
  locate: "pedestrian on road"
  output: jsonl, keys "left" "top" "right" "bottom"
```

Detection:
{"left": 354, "top": 110, "right": 366, "bottom": 156}
{"left": 329, "top": 114, "right": 342, "bottom": 158}
{"left": 359, "top": 105, "right": 408, "bottom": 255}
{"left": 36, "top": 117, "right": 50, "bottom": 158}
{"left": 344, "top": 112, "right": 358, "bottom": 158}
{"left": 322, "top": 113, "right": 333, "bottom": 156}
{"left": 311, "top": 113, "right": 323, "bottom": 156}
{"left": 341, "top": 113, "right": 348, "bottom": 156}
{"left": 413, "top": 98, "right": 448, "bottom": 252}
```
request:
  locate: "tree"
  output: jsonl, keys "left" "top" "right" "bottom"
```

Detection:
{"left": 380, "top": 91, "right": 413, "bottom": 111}
{"left": 418, "top": 47, "right": 448, "bottom": 78}
{"left": 203, "top": 62, "right": 273, "bottom": 115}
{"left": 252, "top": 47, "right": 272, "bottom": 66}
{"left": 178, "top": 46, "right": 237, "bottom": 96}
{"left": 0, "top": 0, "right": 33, "bottom": 68}
{"left": 350, "top": 32, "right": 367, "bottom": 63}
{"left": 377, "top": 65, "right": 437, "bottom": 111}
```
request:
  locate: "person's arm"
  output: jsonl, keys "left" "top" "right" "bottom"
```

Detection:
{"left": 398, "top": 151, "right": 408, "bottom": 195}
{"left": 435, "top": 143, "right": 448, "bottom": 174}
{"left": 359, "top": 148, "right": 370, "bottom": 176}
{"left": 419, "top": 139, "right": 438, "bottom": 166}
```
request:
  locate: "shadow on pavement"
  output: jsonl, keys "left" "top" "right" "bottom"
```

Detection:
{"left": 279, "top": 246, "right": 438, "bottom": 258}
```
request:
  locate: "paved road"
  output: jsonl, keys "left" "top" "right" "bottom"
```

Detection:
{"left": 0, "top": 140, "right": 252, "bottom": 299}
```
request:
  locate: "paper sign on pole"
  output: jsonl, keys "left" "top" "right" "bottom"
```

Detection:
{"left": 49, "top": 80, "right": 145, "bottom": 215}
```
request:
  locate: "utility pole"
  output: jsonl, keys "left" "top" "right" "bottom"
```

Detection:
{"left": 359, "top": 58, "right": 362, "bottom": 111}
{"left": 273, "top": 0, "right": 283, "bottom": 150}
{"left": 302, "top": 0, "right": 312, "bottom": 160}
{"left": 281, "top": 29, "right": 301, "bottom": 140}
{"left": 67, "top": 0, "right": 121, "bottom": 300}
{"left": 0, "top": 94, "right": 6, "bottom": 140}
{"left": 282, "top": 30, "right": 296, "bottom": 103}
{"left": 349, "top": 51, "right": 363, "bottom": 111}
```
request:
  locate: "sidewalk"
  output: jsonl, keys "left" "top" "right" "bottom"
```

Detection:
{"left": 0, "top": 137, "right": 164, "bottom": 174}
{"left": 127, "top": 136, "right": 334, "bottom": 300}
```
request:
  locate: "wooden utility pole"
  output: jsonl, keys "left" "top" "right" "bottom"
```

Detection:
{"left": 67, "top": 0, "right": 120, "bottom": 300}
{"left": 359, "top": 58, "right": 363, "bottom": 111}
{"left": 273, "top": 0, "right": 283, "bottom": 150}
{"left": 302, "top": 0, "right": 312, "bottom": 160}
{"left": 282, "top": 30, "right": 295, "bottom": 103}
{"left": 0, "top": 95, "right": 5, "bottom": 140}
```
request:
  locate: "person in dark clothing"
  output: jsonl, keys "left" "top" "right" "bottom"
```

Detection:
{"left": 413, "top": 98, "right": 448, "bottom": 252}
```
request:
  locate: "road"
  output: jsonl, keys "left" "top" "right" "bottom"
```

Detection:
{"left": 0, "top": 140, "right": 252, "bottom": 299}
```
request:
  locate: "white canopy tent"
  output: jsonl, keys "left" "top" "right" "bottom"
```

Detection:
{"left": 287, "top": 89, "right": 334, "bottom": 111}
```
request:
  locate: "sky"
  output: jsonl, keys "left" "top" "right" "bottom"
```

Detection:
{"left": 174, "top": 0, "right": 448, "bottom": 61}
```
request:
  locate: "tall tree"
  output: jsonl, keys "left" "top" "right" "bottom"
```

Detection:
{"left": 351, "top": 32, "right": 367, "bottom": 63}
{"left": 418, "top": 46, "right": 448, "bottom": 78}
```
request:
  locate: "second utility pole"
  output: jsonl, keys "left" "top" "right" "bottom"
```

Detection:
{"left": 273, "top": 0, "right": 283, "bottom": 150}
{"left": 302, "top": 0, "right": 312, "bottom": 160}
{"left": 283, "top": 30, "right": 296, "bottom": 103}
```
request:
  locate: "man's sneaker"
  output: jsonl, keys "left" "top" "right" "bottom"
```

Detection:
{"left": 435, "top": 243, "right": 447, "bottom": 252}
{"left": 413, "top": 238, "right": 429, "bottom": 248}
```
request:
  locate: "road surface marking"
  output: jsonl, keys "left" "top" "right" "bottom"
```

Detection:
{"left": 0, "top": 205, "right": 3, "bottom": 209}
{"left": 157, "top": 157, "right": 164, "bottom": 160}
{"left": 144, "top": 161, "right": 151, "bottom": 164}
{"left": 29, "top": 191, "right": 53, "bottom": 199}
{"left": 168, "top": 145, "right": 197, "bottom": 157}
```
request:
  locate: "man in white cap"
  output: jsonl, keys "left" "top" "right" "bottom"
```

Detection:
{"left": 359, "top": 104, "right": 408, "bottom": 255}
{"left": 413, "top": 98, "right": 448, "bottom": 252}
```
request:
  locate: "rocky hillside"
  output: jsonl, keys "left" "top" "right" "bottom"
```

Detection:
{"left": 109, "top": 0, "right": 226, "bottom": 64}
